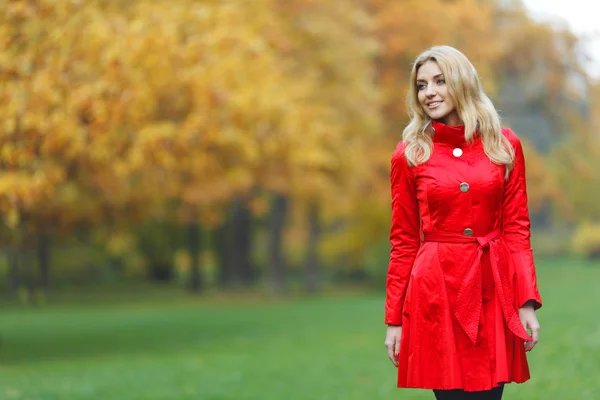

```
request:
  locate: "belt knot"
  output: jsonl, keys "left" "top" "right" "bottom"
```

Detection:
{"left": 476, "top": 230, "right": 500, "bottom": 248}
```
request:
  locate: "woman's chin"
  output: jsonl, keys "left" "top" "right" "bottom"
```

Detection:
{"left": 427, "top": 111, "right": 448, "bottom": 121}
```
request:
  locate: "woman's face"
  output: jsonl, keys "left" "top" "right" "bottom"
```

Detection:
{"left": 416, "top": 60, "right": 461, "bottom": 126}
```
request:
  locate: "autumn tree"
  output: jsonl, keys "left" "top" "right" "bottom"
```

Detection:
{"left": 1, "top": 0, "right": 595, "bottom": 296}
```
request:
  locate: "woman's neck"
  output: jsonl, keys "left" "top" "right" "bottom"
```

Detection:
{"left": 435, "top": 113, "right": 463, "bottom": 127}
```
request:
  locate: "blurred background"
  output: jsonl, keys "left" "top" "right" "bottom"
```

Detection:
{"left": 0, "top": 0, "right": 599, "bottom": 399}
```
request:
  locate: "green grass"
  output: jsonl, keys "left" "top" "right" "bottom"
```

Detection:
{"left": 1, "top": 260, "right": 599, "bottom": 400}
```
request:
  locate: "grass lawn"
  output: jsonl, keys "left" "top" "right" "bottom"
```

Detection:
{"left": 1, "top": 259, "right": 599, "bottom": 400}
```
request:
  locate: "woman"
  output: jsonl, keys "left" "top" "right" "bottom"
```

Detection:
{"left": 384, "top": 46, "right": 542, "bottom": 400}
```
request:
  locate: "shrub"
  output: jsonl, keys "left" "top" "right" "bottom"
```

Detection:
{"left": 572, "top": 222, "right": 600, "bottom": 260}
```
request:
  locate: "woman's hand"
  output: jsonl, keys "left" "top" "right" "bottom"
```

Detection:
{"left": 385, "top": 325, "right": 402, "bottom": 367}
{"left": 519, "top": 302, "right": 540, "bottom": 352}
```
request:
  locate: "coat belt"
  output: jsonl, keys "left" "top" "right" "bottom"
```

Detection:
{"left": 422, "top": 229, "right": 532, "bottom": 345}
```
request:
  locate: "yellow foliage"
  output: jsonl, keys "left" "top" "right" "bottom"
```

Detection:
{"left": 572, "top": 222, "right": 600, "bottom": 258}
{"left": 520, "top": 139, "right": 562, "bottom": 212}
{"left": 106, "top": 231, "right": 137, "bottom": 256}
{"left": 6, "top": 208, "right": 19, "bottom": 229}
{"left": 0, "top": 0, "right": 594, "bottom": 270}
{"left": 174, "top": 249, "right": 191, "bottom": 275}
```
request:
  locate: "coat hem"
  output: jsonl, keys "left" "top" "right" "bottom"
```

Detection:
{"left": 397, "top": 379, "right": 529, "bottom": 392}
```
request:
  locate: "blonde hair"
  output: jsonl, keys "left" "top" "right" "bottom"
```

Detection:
{"left": 403, "top": 46, "right": 514, "bottom": 173}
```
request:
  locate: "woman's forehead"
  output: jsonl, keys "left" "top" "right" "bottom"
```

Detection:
{"left": 416, "top": 60, "right": 442, "bottom": 80}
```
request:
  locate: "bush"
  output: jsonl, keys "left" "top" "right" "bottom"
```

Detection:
{"left": 572, "top": 222, "right": 600, "bottom": 260}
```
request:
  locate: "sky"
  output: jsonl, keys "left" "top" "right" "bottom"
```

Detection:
{"left": 523, "top": 0, "right": 600, "bottom": 79}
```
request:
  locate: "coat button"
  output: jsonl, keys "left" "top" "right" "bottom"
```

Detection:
{"left": 459, "top": 182, "right": 469, "bottom": 192}
{"left": 452, "top": 148, "right": 463, "bottom": 157}
{"left": 463, "top": 228, "right": 473, "bottom": 236}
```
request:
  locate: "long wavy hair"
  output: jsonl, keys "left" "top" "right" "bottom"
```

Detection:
{"left": 402, "top": 46, "right": 514, "bottom": 173}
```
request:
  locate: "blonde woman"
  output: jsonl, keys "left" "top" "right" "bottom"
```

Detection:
{"left": 384, "top": 46, "right": 542, "bottom": 400}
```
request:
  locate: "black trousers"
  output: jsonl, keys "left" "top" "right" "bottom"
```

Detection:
{"left": 433, "top": 385, "right": 504, "bottom": 400}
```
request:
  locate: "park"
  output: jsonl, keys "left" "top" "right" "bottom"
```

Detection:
{"left": 1, "top": 1, "right": 599, "bottom": 399}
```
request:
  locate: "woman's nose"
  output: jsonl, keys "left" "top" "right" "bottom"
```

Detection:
{"left": 425, "top": 84, "right": 436, "bottom": 97}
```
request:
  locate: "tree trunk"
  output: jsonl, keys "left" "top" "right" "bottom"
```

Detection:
{"left": 20, "top": 249, "right": 35, "bottom": 303}
{"left": 214, "top": 215, "right": 234, "bottom": 287}
{"left": 231, "top": 197, "right": 254, "bottom": 286}
{"left": 187, "top": 222, "right": 203, "bottom": 292}
{"left": 7, "top": 247, "right": 20, "bottom": 293}
{"left": 267, "top": 193, "right": 288, "bottom": 295}
{"left": 37, "top": 231, "right": 51, "bottom": 293}
{"left": 305, "top": 202, "right": 321, "bottom": 293}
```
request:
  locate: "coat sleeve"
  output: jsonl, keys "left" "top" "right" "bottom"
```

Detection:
{"left": 502, "top": 129, "right": 542, "bottom": 310}
{"left": 385, "top": 142, "right": 421, "bottom": 325}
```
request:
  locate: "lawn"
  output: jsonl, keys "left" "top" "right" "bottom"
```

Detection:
{"left": 1, "top": 259, "right": 599, "bottom": 400}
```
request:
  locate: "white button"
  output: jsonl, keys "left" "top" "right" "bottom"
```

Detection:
{"left": 452, "top": 148, "right": 463, "bottom": 157}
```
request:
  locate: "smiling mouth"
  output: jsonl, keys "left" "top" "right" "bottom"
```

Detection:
{"left": 427, "top": 101, "right": 443, "bottom": 109}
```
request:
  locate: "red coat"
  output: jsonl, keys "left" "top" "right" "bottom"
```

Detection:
{"left": 385, "top": 121, "right": 542, "bottom": 392}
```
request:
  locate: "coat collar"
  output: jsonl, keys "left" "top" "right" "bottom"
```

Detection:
{"left": 431, "top": 120, "right": 468, "bottom": 147}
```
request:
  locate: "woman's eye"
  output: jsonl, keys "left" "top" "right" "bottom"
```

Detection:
{"left": 417, "top": 84, "right": 426, "bottom": 90}
{"left": 437, "top": 79, "right": 446, "bottom": 85}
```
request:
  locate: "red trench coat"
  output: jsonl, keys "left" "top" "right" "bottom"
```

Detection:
{"left": 385, "top": 121, "right": 542, "bottom": 392}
